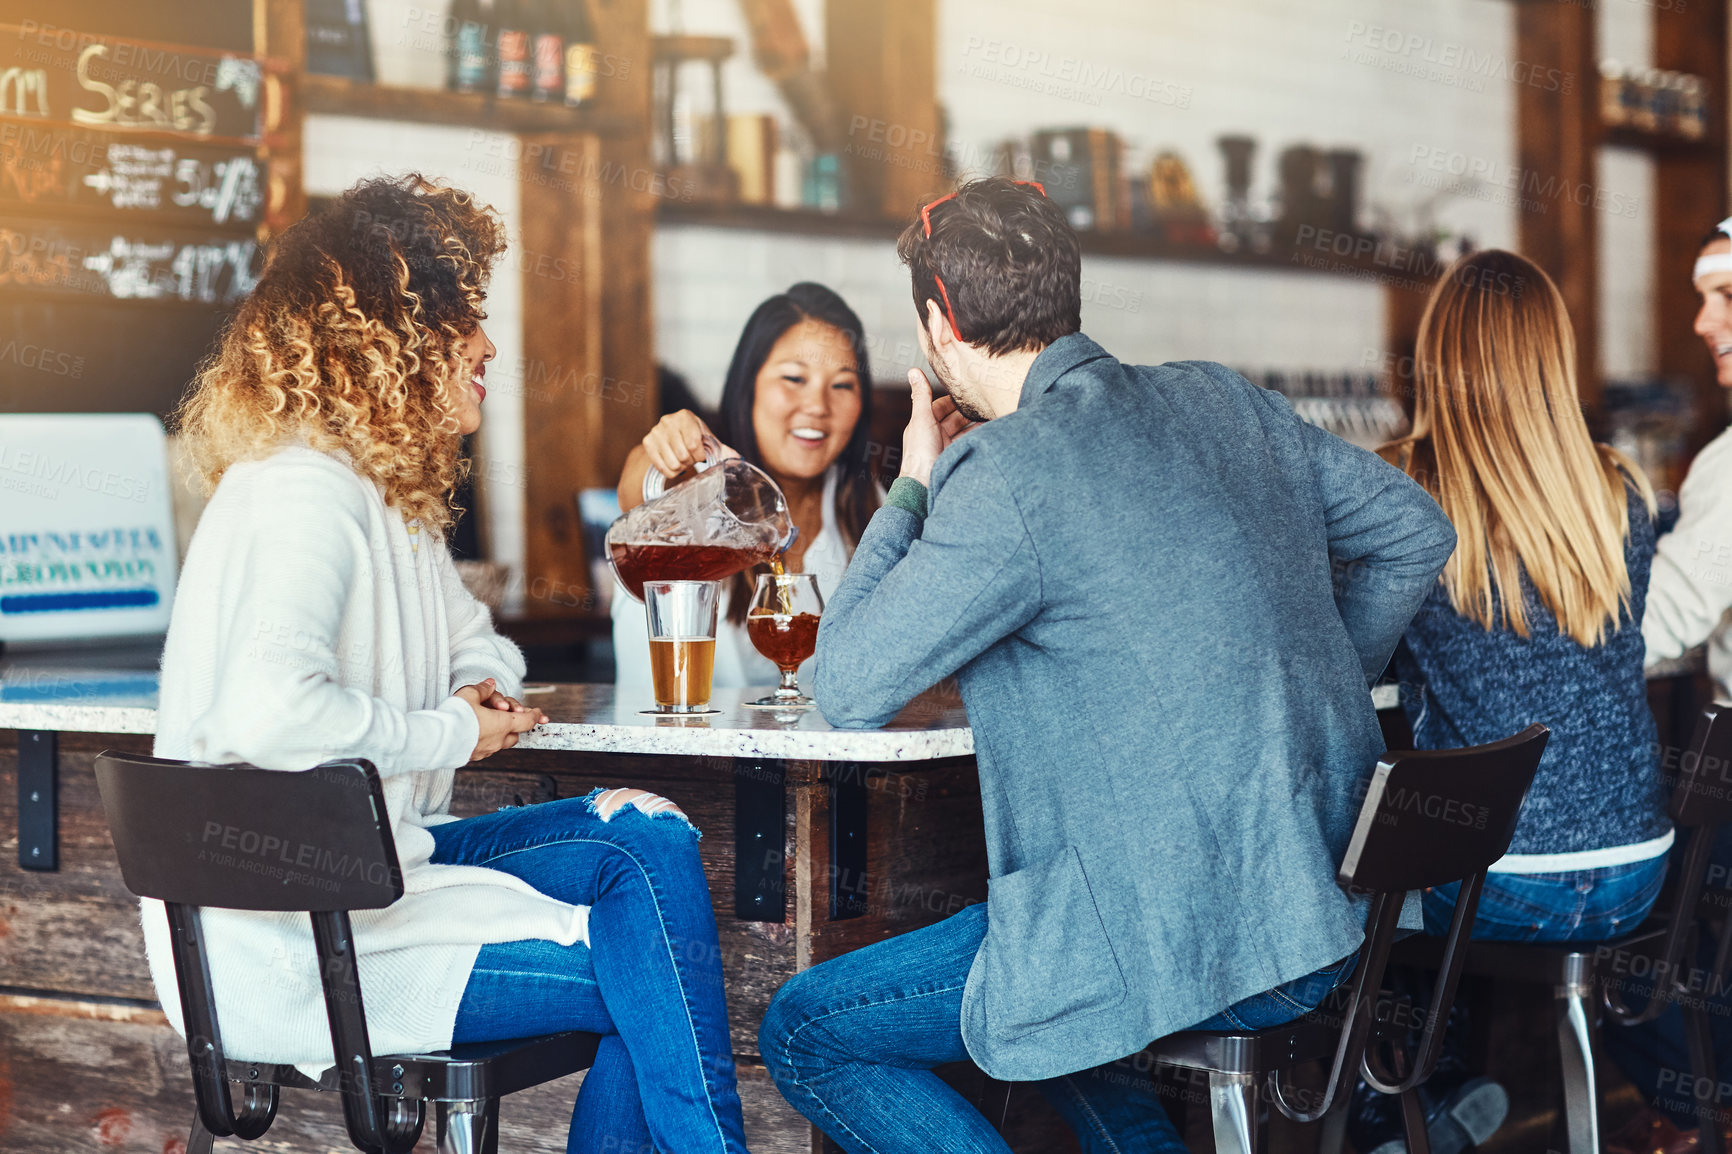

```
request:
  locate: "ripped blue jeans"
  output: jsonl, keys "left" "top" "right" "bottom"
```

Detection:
{"left": 429, "top": 791, "right": 750, "bottom": 1154}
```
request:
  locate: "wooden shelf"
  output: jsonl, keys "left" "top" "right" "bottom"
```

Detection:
{"left": 657, "top": 201, "right": 1412, "bottom": 280}
{"left": 301, "top": 73, "right": 634, "bottom": 136}
{"left": 1601, "top": 124, "right": 1716, "bottom": 155}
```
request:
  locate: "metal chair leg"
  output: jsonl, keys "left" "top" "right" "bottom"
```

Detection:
{"left": 1317, "top": 1101, "right": 1349, "bottom": 1154}
{"left": 1687, "top": 1005, "right": 1724, "bottom": 1154}
{"left": 437, "top": 1099, "right": 495, "bottom": 1154}
{"left": 187, "top": 1111, "right": 215, "bottom": 1154}
{"left": 1209, "top": 1071, "right": 1260, "bottom": 1154}
{"left": 1555, "top": 958, "right": 1601, "bottom": 1154}
{"left": 1399, "top": 1088, "right": 1433, "bottom": 1154}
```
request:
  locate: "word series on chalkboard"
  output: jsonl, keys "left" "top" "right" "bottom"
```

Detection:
{"left": 0, "top": 20, "right": 286, "bottom": 414}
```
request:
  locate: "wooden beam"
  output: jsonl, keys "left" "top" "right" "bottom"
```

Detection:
{"left": 1654, "top": 0, "right": 1729, "bottom": 454}
{"left": 518, "top": 132, "right": 606, "bottom": 616}
{"left": 1514, "top": 0, "right": 1600, "bottom": 412}
{"left": 591, "top": 0, "right": 660, "bottom": 486}
{"left": 257, "top": 0, "right": 307, "bottom": 236}
{"left": 826, "top": 0, "right": 944, "bottom": 219}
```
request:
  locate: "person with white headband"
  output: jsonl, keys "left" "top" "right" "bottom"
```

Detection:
{"left": 1599, "top": 219, "right": 1732, "bottom": 1154}
{"left": 1643, "top": 216, "right": 1732, "bottom": 694}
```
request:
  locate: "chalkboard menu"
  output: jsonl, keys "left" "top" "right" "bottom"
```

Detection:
{"left": 2, "top": 125, "right": 265, "bottom": 225}
{"left": 0, "top": 19, "right": 278, "bottom": 417}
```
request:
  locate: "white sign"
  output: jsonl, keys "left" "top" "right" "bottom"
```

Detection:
{"left": 0, "top": 413, "right": 177, "bottom": 641}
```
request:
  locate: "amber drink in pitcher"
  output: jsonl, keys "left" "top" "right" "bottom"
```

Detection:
{"left": 606, "top": 433, "right": 794, "bottom": 601}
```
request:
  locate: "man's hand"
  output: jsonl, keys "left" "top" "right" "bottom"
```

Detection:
{"left": 640, "top": 410, "right": 740, "bottom": 482}
{"left": 456, "top": 678, "right": 546, "bottom": 762}
{"left": 899, "top": 369, "right": 978, "bottom": 487}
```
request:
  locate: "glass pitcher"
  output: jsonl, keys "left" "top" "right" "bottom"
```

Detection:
{"left": 605, "top": 434, "right": 795, "bottom": 603}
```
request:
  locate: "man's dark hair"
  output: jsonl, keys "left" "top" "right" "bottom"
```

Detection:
{"left": 896, "top": 177, "right": 1082, "bottom": 356}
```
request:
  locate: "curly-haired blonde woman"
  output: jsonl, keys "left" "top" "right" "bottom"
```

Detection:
{"left": 154, "top": 175, "right": 754, "bottom": 1154}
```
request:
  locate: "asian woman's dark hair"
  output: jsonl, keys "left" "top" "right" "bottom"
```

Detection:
{"left": 716, "top": 282, "right": 880, "bottom": 624}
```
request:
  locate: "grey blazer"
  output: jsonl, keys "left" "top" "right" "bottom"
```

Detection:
{"left": 813, "top": 333, "right": 1456, "bottom": 1081}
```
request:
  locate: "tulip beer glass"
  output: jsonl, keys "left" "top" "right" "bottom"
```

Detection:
{"left": 745, "top": 572, "right": 823, "bottom": 709}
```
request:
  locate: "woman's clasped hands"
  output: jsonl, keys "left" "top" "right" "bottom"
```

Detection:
{"left": 456, "top": 677, "right": 547, "bottom": 761}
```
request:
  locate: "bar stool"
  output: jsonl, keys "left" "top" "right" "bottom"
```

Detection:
{"left": 1143, "top": 724, "right": 1550, "bottom": 1154}
{"left": 1392, "top": 701, "right": 1732, "bottom": 1154}
{"left": 93, "top": 751, "right": 601, "bottom": 1154}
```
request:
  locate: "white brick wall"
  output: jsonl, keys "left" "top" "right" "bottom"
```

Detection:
{"left": 653, "top": 0, "right": 1661, "bottom": 397}
{"left": 654, "top": 223, "right": 1385, "bottom": 405}
{"left": 297, "top": 1, "right": 1662, "bottom": 589}
{"left": 651, "top": 0, "right": 1523, "bottom": 404}
{"left": 937, "top": 0, "right": 1517, "bottom": 252}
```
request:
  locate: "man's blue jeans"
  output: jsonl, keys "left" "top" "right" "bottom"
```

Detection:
{"left": 429, "top": 792, "right": 751, "bottom": 1154}
{"left": 1420, "top": 855, "right": 1668, "bottom": 941}
{"left": 760, "top": 902, "right": 1354, "bottom": 1154}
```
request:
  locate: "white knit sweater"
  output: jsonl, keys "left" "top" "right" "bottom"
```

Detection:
{"left": 142, "top": 446, "right": 587, "bottom": 1073}
{"left": 1646, "top": 425, "right": 1732, "bottom": 694}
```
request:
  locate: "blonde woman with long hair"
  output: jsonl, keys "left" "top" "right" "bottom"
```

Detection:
{"left": 1349, "top": 249, "right": 1671, "bottom": 1154}
{"left": 158, "top": 176, "right": 755, "bottom": 1154}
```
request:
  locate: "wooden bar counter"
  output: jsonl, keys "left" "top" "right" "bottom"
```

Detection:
{"left": 0, "top": 651, "right": 1041, "bottom": 1153}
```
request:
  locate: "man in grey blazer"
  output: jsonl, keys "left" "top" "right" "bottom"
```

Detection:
{"left": 758, "top": 178, "right": 1456, "bottom": 1153}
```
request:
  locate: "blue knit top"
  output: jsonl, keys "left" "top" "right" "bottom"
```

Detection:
{"left": 1391, "top": 483, "right": 1670, "bottom": 856}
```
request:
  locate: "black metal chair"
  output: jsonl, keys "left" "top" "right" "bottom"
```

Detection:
{"left": 93, "top": 751, "right": 600, "bottom": 1154}
{"left": 1605, "top": 701, "right": 1732, "bottom": 1154}
{"left": 1390, "top": 701, "right": 1732, "bottom": 1154}
{"left": 1142, "top": 724, "right": 1550, "bottom": 1154}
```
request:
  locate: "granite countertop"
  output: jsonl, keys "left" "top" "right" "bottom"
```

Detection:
{"left": 0, "top": 648, "right": 971, "bottom": 761}
{"left": 0, "top": 642, "right": 1706, "bottom": 760}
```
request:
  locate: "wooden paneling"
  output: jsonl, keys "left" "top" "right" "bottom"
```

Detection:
{"left": 825, "top": 0, "right": 945, "bottom": 220}
{"left": 1514, "top": 0, "right": 1600, "bottom": 410}
{"left": 0, "top": 731, "right": 155, "bottom": 1002}
{"left": 1383, "top": 269, "right": 1437, "bottom": 420}
{"left": 590, "top": 0, "right": 660, "bottom": 491}
{"left": 1654, "top": 0, "right": 1729, "bottom": 452}
{"left": 256, "top": 0, "right": 306, "bottom": 237}
{"left": 518, "top": 132, "right": 606, "bottom": 616}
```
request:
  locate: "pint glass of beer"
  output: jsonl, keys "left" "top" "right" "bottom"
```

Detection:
{"left": 642, "top": 580, "right": 720, "bottom": 713}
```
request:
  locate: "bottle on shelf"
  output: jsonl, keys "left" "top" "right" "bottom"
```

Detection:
{"left": 450, "top": 0, "right": 496, "bottom": 93}
{"left": 564, "top": 0, "right": 601, "bottom": 108}
{"left": 1680, "top": 74, "right": 1708, "bottom": 140}
{"left": 530, "top": 0, "right": 566, "bottom": 103}
{"left": 1631, "top": 67, "right": 1662, "bottom": 133}
{"left": 496, "top": 0, "right": 533, "bottom": 99}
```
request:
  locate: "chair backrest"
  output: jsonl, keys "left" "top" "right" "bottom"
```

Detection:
{"left": 94, "top": 752, "right": 422, "bottom": 1154}
{"left": 1338, "top": 724, "right": 1549, "bottom": 896}
{"left": 1607, "top": 702, "right": 1732, "bottom": 1024}
{"left": 94, "top": 752, "right": 402, "bottom": 912}
{"left": 1271, "top": 724, "right": 1549, "bottom": 1126}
